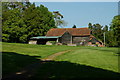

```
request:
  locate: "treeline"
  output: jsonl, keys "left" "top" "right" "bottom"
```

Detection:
{"left": 2, "top": 2, "right": 56, "bottom": 43}
{"left": 2, "top": 2, "right": 120, "bottom": 47}
{"left": 88, "top": 15, "right": 120, "bottom": 47}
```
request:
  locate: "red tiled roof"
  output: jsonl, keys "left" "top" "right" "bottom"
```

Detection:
{"left": 46, "top": 28, "right": 91, "bottom": 36}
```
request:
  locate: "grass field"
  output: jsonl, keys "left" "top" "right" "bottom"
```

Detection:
{"left": 34, "top": 46, "right": 119, "bottom": 79}
{"left": 2, "top": 42, "right": 78, "bottom": 59}
{"left": 55, "top": 47, "right": 119, "bottom": 72}
{"left": 2, "top": 42, "right": 78, "bottom": 76}
{"left": 2, "top": 42, "right": 120, "bottom": 79}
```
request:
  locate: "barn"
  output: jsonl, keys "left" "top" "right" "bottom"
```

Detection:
{"left": 29, "top": 28, "right": 104, "bottom": 47}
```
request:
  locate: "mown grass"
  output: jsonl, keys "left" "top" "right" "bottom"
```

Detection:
{"left": 2, "top": 42, "right": 78, "bottom": 59}
{"left": 2, "top": 42, "right": 119, "bottom": 79}
{"left": 55, "top": 46, "right": 119, "bottom": 72}
{"left": 2, "top": 42, "right": 77, "bottom": 76}
{"left": 33, "top": 46, "right": 119, "bottom": 79}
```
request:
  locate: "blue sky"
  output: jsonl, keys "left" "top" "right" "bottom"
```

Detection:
{"left": 34, "top": 2, "right": 118, "bottom": 28}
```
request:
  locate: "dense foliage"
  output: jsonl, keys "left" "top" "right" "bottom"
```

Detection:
{"left": 110, "top": 15, "right": 120, "bottom": 47}
{"left": 2, "top": 2, "right": 56, "bottom": 43}
{"left": 88, "top": 15, "right": 120, "bottom": 47}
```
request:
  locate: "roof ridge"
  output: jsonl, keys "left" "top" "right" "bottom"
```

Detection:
{"left": 50, "top": 27, "right": 88, "bottom": 29}
{"left": 46, "top": 27, "right": 90, "bottom": 36}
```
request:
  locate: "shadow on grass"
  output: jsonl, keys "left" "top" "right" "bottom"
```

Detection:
{"left": 2, "top": 52, "right": 41, "bottom": 77}
{"left": 32, "top": 60, "right": 120, "bottom": 80}
{"left": 2, "top": 52, "right": 120, "bottom": 80}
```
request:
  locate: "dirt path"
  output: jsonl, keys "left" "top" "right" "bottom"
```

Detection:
{"left": 2, "top": 50, "right": 72, "bottom": 80}
{"left": 42, "top": 50, "right": 72, "bottom": 61}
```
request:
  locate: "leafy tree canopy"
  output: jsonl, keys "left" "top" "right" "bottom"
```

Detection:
{"left": 88, "top": 19, "right": 119, "bottom": 47}
{"left": 2, "top": 2, "right": 56, "bottom": 43}
{"left": 110, "top": 15, "right": 120, "bottom": 47}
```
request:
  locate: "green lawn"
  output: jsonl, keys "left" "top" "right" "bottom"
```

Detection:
{"left": 55, "top": 47, "right": 119, "bottom": 72}
{"left": 2, "top": 42, "right": 77, "bottom": 76}
{"left": 2, "top": 42, "right": 77, "bottom": 59}
{"left": 34, "top": 46, "right": 120, "bottom": 79}
{"left": 2, "top": 42, "right": 120, "bottom": 79}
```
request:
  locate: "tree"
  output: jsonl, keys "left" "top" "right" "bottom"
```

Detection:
{"left": 105, "top": 29, "right": 117, "bottom": 47}
{"left": 72, "top": 25, "right": 76, "bottom": 28}
{"left": 110, "top": 15, "right": 120, "bottom": 47}
{"left": 2, "top": 2, "right": 24, "bottom": 42}
{"left": 89, "top": 23, "right": 103, "bottom": 40}
{"left": 88, "top": 23, "right": 106, "bottom": 45}
{"left": 88, "top": 23, "right": 93, "bottom": 29}
{"left": 53, "top": 11, "right": 67, "bottom": 28}
{"left": 88, "top": 23, "right": 93, "bottom": 34}
{"left": 103, "top": 25, "right": 108, "bottom": 32}
{"left": 2, "top": 2, "right": 56, "bottom": 43}
{"left": 88, "top": 20, "right": 119, "bottom": 47}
